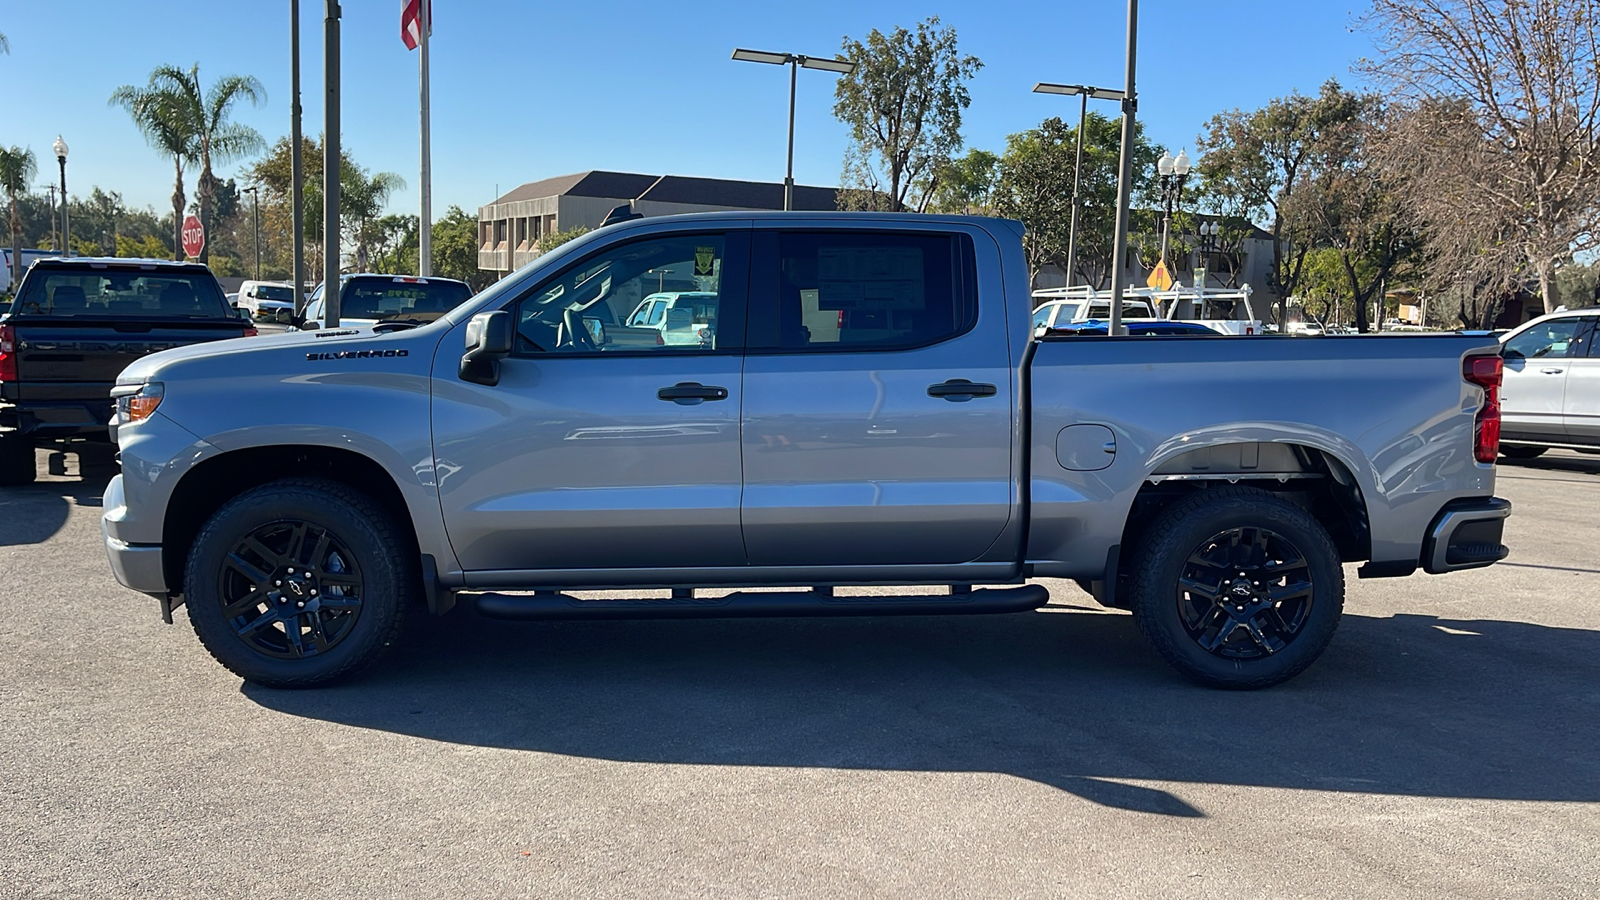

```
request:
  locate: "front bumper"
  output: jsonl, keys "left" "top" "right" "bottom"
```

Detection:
{"left": 1422, "top": 496, "right": 1511, "bottom": 574}
{"left": 101, "top": 474, "right": 167, "bottom": 596}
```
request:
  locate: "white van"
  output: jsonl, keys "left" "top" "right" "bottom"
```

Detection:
{"left": 234, "top": 281, "right": 298, "bottom": 323}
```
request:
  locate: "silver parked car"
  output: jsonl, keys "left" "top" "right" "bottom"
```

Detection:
{"left": 1497, "top": 307, "right": 1600, "bottom": 458}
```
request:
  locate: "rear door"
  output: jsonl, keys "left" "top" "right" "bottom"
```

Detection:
{"left": 1501, "top": 316, "right": 1587, "bottom": 439}
{"left": 1561, "top": 316, "right": 1600, "bottom": 442}
{"left": 738, "top": 226, "right": 1015, "bottom": 566}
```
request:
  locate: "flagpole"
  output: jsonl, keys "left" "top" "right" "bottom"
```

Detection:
{"left": 418, "top": 0, "right": 432, "bottom": 277}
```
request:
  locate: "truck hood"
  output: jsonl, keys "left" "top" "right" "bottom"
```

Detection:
{"left": 115, "top": 323, "right": 444, "bottom": 384}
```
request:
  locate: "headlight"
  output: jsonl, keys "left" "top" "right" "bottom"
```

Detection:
{"left": 112, "top": 382, "right": 164, "bottom": 425}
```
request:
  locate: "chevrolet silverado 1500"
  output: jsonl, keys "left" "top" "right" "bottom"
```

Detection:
{"left": 101, "top": 213, "right": 1510, "bottom": 689}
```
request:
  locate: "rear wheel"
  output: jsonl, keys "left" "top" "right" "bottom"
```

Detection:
{"left": 1130, "top": 487, "right": 1344, "bottom": 690}
{"left": 0, "top": 432, "right": 36, "bottom": 486}
{"left": 184, "top": 478, "right": 414, "bottom": 688}
{"left": 1499, "top": 445, "right": 1546, "bottom": 459}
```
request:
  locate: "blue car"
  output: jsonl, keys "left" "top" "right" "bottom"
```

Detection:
{"left": 1044, "top": 319, "right": 1222, "bottom": 336}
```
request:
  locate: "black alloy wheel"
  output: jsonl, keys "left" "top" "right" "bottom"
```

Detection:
{"left": 1175, "top": 526, "right": 1314, "bottom": 660}
{"left": 218, "top": 520, "right": 365, "bottom": 660}
{"left": 1130, "top": 486, "right": 1344, "bottom": 690}
{"left": 185, "top": 479, "right": 414, "bottom": 688}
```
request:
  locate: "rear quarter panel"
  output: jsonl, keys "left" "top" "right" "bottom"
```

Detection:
{"left": 1025, "top": 334, "right": 1499, "bottom": 575}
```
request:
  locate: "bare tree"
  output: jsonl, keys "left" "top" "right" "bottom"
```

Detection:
{"left": 1362, "top": 0, "right": 1600, "bottom": 317}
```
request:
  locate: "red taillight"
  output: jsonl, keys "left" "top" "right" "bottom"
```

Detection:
{"left": 1465, "top": 355, "right": 1503, "bottom": 463}
{"left": 243, "top": 326, "right": 259, "bottom": 338}
{"left": 0, "top": 324, "right": 15, "bottom": 381}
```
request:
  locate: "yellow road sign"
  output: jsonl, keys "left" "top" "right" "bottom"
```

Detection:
{"left": 1147, "top": 261, "right": 1174, "bottom": 291}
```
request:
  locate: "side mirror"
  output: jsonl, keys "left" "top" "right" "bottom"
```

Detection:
{"left": 582, "top": 316, "right": 608, "bottom": 346}
{"left": 460, "top": 310, "right": 512, "bottom": 386}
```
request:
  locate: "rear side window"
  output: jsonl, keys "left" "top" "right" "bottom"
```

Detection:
{"left": 752, "top": 231, "right": 977, "bottom": 351}
{"left": 15, "top": 269, "right": 230, "bottom": 318}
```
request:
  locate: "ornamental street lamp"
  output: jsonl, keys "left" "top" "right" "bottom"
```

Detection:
{"left": 52, "top": 135, "right": 69, "bottom": 255}
{"left": 1032, "top": 83, "right": 1125, "bottom": 287}
{"left": 731, "top": 48, "right": 857, "bottom": 211}
{"left": 243, "top": 186, "right": 261, "bottom": 279}
{"left": 1156, "top": 148, "right": 1190, "bottom": 267}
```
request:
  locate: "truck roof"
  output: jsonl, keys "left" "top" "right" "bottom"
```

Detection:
{"left": 32, "top": 256, "right": 213, "bottom": 271}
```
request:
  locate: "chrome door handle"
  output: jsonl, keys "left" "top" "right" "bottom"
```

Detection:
{"left": 1540, "top": 368, "right": 1565, "bottom": 374}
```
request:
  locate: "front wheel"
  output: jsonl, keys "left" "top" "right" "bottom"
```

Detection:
{"left": 184, "top": 478, "right": 415, "bottom": 688}
{"left": 1130, "top": 487, "right": 1344, "bottom": 690}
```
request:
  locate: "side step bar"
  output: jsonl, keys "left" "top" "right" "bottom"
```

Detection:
{"left": 470, "top": 584, "right": 1051, "bottom": 621}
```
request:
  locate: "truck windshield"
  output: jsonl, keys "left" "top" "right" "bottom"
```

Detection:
{"left": 255, "top": 285, "right": 295, "bottom": 302}
{"left": 13, "top": 269, "right": 232, "bottom": 318}
{"left": 341, "top": 278, "right": 471, "bottom": 322}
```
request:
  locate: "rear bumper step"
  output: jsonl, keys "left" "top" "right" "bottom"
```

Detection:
{"left": 1423, "top": 497, "right": 1511, "bottom": 574}
{"left": 469, "top": 584, "right": 1051, "bottom": 621}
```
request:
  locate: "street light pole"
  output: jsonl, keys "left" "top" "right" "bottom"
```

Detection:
{"left": 323, "top": 0, "right": 341, "bottom": 327}
{"left": 244, "top": 186, "right": 261, "bottom": 279}
{"left": 291, "top": 0, "right": 308, "bottom": 316}
{"left": 1155, "top": 148, "right": 1190, "bottom": 267}
{"left": 1107, "top": 0, "right": 1139, "bottom": 337}
{"left": 53, "top": 136, "right": 69, "bottom": 256}
{"left": 732, "top": 48, "right": 857, "bottom": 211}
{"left": 1032, "top": 83, "right": 1124, "bottom": 288}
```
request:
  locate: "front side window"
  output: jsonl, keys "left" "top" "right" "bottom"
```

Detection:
{"left": 512, "top": 233, "right": 739, "bottom": 354}
{"left": 1504, "top": 318, "right": 1585, "bottom": 360}
{"left": 755, "top": 231, "right": 974, "bottom": 351}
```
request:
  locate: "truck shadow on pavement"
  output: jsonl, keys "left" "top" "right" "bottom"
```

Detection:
{"left": 245, "top": 602, "right": 1600, "bottom": 818}
{"left": 0, "top": 449, "right": 114, "bottom": 546}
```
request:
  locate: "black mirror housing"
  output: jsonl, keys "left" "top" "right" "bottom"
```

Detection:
{"left": 460, "top": 310, "right": 512, "bottom": 386}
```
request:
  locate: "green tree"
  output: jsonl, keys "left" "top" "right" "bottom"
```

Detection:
{"left": 1196, "top": 80, "right": 1364, "bottom": 324}
{"left": 833, "top": 17, "right": 982, "bottom": 212}
{"left": 115, "top": 65, "right": 265, "bottom": 264}
{"left": 0, "top": 31, "right": 9, "bottom": 54}
{"left": 247, "top": 136, "right": 403, "bottom": 275}
{"left": 0, "top": 146, "right": 37, "bottom": 285}
{"left": 926, "top": 149, "right": 999, "bottom": 215}
{"left": 110, "top": 76, "right": 199, "bottom": 260}
{"left": 342, "top": 166, "right": 406, "bottom": 271}
{"left": 430, "top": 206, "right": 492, "bottom": 290}
{"left": 535, "top": 226, "right": 590, "bottom": 256}
{"left": 369, "top": 214, "right": 419, "bottom": 274}
{"left": 994, "top": 112, "right": 1160, "bottom": 288}
{"left": 117, "top": 234, "right": 170, "bottom": 259}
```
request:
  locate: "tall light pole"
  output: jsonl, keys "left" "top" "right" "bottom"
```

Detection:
{"left": 323, "top": 0, "right": 341, "bottom": 327}
{"left": 1107, "top": 0, "right": 1139, "bottom": 337}
{"left": 41, "top": 184, "right": 57, "bottom": 253}
{"left": 1155, "top": 148, "right": 1191, "bottom": 266}
{"left": 1032, "top": 83, "right": 1125, "bottom": 287}
{"left": 291, "top": 0, "right": 308, "bottom": 316}
{"left": 731, "top": 48, "right": 856, "bottom": 211}
{"left": 52, "top": 136, "right": 69, "bottom": 256}
{"left": 243, "top": 186, "right": 261, "bottom": 279}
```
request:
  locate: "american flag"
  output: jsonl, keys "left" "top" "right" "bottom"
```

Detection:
{"left": 401, "top": 0, "right": 432, "bottom": 50}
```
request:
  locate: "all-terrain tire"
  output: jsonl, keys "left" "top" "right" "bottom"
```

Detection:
{"left": 0, "top": 432, "right": 37, "bottom": 486}
{"left": 184, "top": 478, "right": 415, "bottom": 688}
{"left": 1130, "top": 486, "right": 1344, "bottom": 690}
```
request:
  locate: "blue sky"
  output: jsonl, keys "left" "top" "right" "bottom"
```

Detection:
{"left": 2, "top": 1, "right": 1375, "bottom": 220}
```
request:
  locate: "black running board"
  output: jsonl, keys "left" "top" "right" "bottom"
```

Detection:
{"left": 469, "top": 584, "right": 1051, "bottom": 621}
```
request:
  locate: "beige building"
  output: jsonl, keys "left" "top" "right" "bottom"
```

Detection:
{"left": 477, "top": 171, "right": 838, "bottom": 277}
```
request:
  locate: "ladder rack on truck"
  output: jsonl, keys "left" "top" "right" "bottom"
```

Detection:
{"left": 1031, "top": 283, "right": 1262, "bottom": 335}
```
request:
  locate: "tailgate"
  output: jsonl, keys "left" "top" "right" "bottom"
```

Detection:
{"left": 5, "top": 316, "right": 248, "bottom": 405}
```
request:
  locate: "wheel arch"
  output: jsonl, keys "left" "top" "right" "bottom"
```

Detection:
{"left": 161, "top": 444, "right": 421, "bottom": 595}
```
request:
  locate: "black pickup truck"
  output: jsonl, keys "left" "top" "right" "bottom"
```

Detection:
{"left": 0, "top": 257, "right": 252, "bottom": 484}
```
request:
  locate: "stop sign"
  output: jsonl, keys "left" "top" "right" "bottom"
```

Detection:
{"left": 181, "top": 215, "right": 205, "bottom": 259}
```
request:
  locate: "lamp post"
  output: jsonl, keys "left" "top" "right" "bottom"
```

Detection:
{"left": 1155, "top": 148, "right": 1190, "bottom": 267}
{"left": 52, "top": 136, "right": 69, "bottom": 256}
{"left": 731, "top": 48, "right": 857, "bottom": 211}
{"left": 243, "top": 186, "right": 261, "bottom": 279}
{"left": 41, "top": 184, "right": 57, "bottom": 253}
{"left": 1032, "top": 83, "right": 1124, "bottom": 288}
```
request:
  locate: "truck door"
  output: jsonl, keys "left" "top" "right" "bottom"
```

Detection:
{"left": 430, "top": 230, "right": 750, "bottom": 572}
{"left": 739, "top": 227, "right": 1015, "bottom": 566}
{"left": 1501, "top": 316, "right": 1587, "bottom": 439}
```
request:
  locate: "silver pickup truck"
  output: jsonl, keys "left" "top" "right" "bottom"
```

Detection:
{"left": 100, "top": 212, "right": 1509, "bottom": 690}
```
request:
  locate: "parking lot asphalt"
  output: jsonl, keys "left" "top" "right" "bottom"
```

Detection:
{"left": 2, "top": 447, "right": 1598, "bottom": 899}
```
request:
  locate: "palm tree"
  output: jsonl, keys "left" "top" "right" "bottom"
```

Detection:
{"left": 114, "top": 64, "right": 265, "bottom": 263}
{"left": 342, "top": 166, "right": 406, "bottom": 271}
{"left": 0, "top": 147, "right": 38, "bottom": 285}
{"left": 110, "top": 79, "right": 198, "bottom": 260}
{"left": 1, "top": 31, "right": 10, "bottom": 54}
